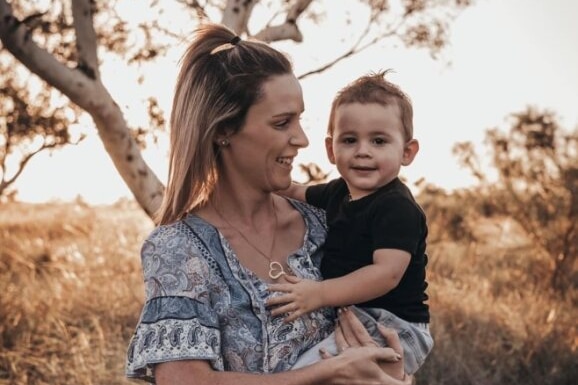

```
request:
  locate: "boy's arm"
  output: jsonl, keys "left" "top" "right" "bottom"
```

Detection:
{"left": 267, "top": 249, "right": 410, "bottom": 322}
{"left": 277, "top": 182, "right": 308, "bottom": 202}
{"left": 319, "top": 249, "right": 411, "bottom": 307}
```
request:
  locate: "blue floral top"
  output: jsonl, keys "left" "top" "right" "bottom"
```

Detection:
{"left": 126, "top": 200, "right": 335, "bottom": 382}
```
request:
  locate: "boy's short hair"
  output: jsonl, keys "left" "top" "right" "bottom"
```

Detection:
{"left": 327, "top": 70, "right": 414, "bottom": 141}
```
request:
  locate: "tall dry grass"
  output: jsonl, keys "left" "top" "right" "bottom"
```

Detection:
{"left": 420, "top": 216, "right": 577, "bottom": 384}
{"left": 0, "top": 200, "right": 576, "bottom": 384}
{"left": 0, "top": 201, "right": 151, "bottom": 385}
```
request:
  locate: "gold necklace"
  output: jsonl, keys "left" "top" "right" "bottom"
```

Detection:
{"left": 212, "top": 199, "right": 287, "bottom": 280}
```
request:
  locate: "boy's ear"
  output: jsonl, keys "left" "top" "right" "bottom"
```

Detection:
{"left": 325, "top": 137, "right": 336, "bottom": 165}
{"left": 402, "top": 139, "right": 419, "bottom": 166}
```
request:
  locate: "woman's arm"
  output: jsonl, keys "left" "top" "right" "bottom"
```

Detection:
{"left": 154, "top": 308, "right": 409, "bottom": 385}
{"left": 154, "top": 345, "right": 402, "bottom": 385}
{"left": 155, "top": 358, "right": 330, "bottom": 385}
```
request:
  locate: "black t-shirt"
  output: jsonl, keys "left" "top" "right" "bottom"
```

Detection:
{"left": 306, "top": 177, "right": 429, "bottom": 323}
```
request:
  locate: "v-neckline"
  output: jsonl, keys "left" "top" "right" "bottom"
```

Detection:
{"left": 187, "top": 198, "right": 311, "bottom": 284}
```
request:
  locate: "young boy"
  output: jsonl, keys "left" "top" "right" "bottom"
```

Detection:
{"left": 268, "top": 70, "right": 433, "bottom": 375}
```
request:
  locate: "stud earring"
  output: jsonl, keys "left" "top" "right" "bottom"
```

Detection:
{"left": 220, "top": 138, "right": 229, "bottom": 146}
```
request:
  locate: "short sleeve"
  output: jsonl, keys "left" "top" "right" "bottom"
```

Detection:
{"left": 371, "top": 197, "right": 424, "bottom": 254}
{"left": 126, "top": 223, "right": 224, "bottom": 381}
{"left": 306, "top": 178, "right": 347, "bottom": 209}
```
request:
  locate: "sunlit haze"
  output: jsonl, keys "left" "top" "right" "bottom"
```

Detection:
{"left": 12, "top": 0, "right": 578, "bottom": 204}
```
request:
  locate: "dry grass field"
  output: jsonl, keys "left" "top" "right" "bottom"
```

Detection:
{"left": 0, "top": 199, "right": 576, "bottom": 384}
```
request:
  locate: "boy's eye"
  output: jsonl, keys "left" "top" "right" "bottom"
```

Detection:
{"left": 372, "top": 138, "right": 387, "bottom": 145}
{"left": 342, "top": 137, "right": 356, "bottom": 144}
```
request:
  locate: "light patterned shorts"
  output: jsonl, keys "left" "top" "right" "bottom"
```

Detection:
{"left": 292, "top": 306, "right": 434, "bottom": 375}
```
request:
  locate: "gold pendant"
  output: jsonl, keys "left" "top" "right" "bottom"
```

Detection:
{"left": 269, "top": 261, "right": 287, "bottom": 280}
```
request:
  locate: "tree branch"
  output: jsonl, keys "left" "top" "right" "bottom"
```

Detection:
{"left": 0, "top": 0, "right": 96, "bottom": 106}
{"left": 71, "top": 0, "right": 99, "bottom": 80}
{"left": 252, "top": 0, "right": 313, "bottom": 42}
{"left": 0, "top": 140, "right": 59, "bottom": 195}
{"left": 221, "top": 0, "right": 259, "bottom": 35}
{"left": 297, "top": 19, "right": 400, "bottom": 80}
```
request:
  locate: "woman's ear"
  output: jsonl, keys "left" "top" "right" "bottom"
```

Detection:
{"left": 401, "top": 139, "right": 419, "bottom": 166}
{"left": 214, "top": 136, "right": 230, "bottom": 147}
{"left": 325, "top": 137, "right": 336, "bottom": 165}
{"left": 214, "top": 128, "right": 235, "bottom": 147}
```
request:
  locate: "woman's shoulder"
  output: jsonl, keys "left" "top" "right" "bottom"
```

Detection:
{"left": 142, "top": 216, "right": 218, "bottom": 258}
{"left": 281, "top": 197, "right": 326, "bottom": 226}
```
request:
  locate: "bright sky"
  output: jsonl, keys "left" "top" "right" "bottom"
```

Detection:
{"left": 12, "top": 0, "right": 578, "bottom": 204}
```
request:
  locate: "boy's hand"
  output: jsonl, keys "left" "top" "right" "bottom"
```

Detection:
{"left": 266, "top": 275, "right": 324, "bottom": 322}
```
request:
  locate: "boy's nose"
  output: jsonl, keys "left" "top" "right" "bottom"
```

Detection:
{"left": 355, "top": 142, "right": 371, "bottom": 157}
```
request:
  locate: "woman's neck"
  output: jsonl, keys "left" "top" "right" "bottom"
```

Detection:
{"left": 208, "top": 184, "right": 277, "bottom": 227}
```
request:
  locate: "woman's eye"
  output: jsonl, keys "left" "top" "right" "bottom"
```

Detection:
{"left": 274, "top": 119, "right": 290, "bottom": 129}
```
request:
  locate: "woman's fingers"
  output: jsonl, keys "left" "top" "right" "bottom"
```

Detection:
{"left": 370, "top": 346, "right": 401, "bottom": 363}
{"left": 377, "top": 324, "right": 404, "bottom": 357}
{"left": 334, "top": 321, "right": 348, "bottom": 352}
{"left": 376, "top": 324, "right": 406, "bottom": 381}
{"left": 319, "top": 348, "right": 333, "bottom": 360}
{"left": 338, "top": 307, "right": 378, "bottom": 347}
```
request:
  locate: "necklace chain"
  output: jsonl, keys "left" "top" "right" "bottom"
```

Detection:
{"left": 212, "top": 198, "right": 287, "bottom": 280}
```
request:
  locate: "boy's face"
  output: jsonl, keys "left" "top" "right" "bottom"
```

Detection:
{"left": 326, "top": 102, "right": 418, "bottom": 200}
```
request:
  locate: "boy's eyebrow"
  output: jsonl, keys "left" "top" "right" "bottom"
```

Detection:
{"left": 370, "top": 130, "right": 391, "bottom": 136}
{"left": 337, "top": 129, "right": 391, "bottom": 136}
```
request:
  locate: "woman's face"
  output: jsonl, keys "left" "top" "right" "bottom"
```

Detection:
{"left": 223, "top": 74, "right": 309, "bottom": 192}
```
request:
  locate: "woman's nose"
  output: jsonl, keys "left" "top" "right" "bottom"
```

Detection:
{"left": 290, "top": 123, "right": 309, "bottom": 148}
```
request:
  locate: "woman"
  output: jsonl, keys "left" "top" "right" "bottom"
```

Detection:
{"left": 125, "top": 22, "right": 411, "bottom": 385}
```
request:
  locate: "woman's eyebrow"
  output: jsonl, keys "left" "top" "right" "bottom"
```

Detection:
{"left": 271, "top": 109, "right": 304, "bottom": 118}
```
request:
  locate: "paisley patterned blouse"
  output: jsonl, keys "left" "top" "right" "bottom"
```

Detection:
{"left": 126, "top": 200, "right": 335, "bottom": 382}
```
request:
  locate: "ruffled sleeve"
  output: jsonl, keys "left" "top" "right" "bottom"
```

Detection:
{"left": 126, "top": 222, "right": 224, "bottom": 382}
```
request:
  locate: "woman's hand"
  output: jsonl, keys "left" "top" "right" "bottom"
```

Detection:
{"left": 321, "top": 307, "right": 412, "bottom": 385}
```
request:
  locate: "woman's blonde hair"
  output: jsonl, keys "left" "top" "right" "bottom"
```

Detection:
{"left": 156, "top": 23, "right": 293, "bottom": 225}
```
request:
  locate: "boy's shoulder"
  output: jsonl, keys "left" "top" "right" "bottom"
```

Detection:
{"left": 373, "top": 179, "right": 425, "bottom": 216}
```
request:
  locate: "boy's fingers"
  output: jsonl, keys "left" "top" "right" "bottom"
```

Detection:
{"left": 284, "top": 274, "right": 302, "bottom": 283}
{"left": 270, "top": 302, "right": 296, "bottom": 316}
{"left": 283, "top": 310, "right": 301, "bottom": 323}
{"left": 266, "top": 294, "right": 293, "bottom": 307}
{"left": 267, "top": 283, "right": 292, "bottom": 292}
